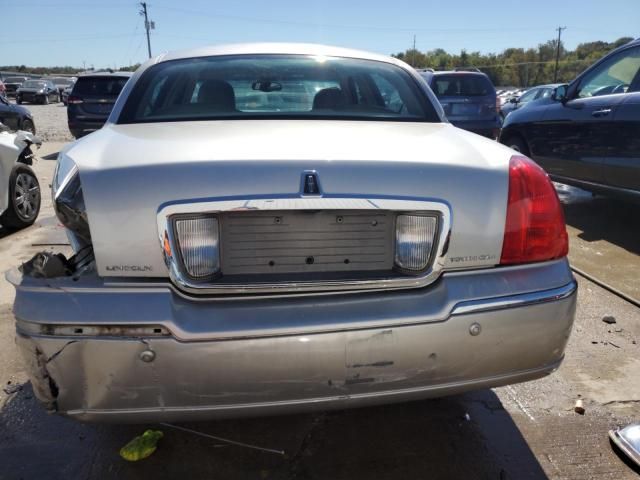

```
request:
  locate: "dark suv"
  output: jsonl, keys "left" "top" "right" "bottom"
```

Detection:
{"left": 67, "top": 72, "right": 132, "bottom": 138}
{"left": 500, "top": 39, "right": 640, "bottom": 200}
{"left": 420, "top": 69, "right": 501, "bottom": 138}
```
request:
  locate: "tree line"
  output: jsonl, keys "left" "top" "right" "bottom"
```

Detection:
{"left": 393, "top": 37, "right": 634, "bottom": 87}
{"left": 2, "top": 36, "right": 634, "bottom": 87}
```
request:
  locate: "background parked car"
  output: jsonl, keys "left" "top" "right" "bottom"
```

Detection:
{"left": 61, "top": 85, "right": 73, "bottom": 105}
{"left": 67, "top": 71, "right": 131, "bottom": 138}
{"left": 0, "top": 96, "right": 35, "bottom": 133}
{"left": 3, "top": 76, "right": 29, "bottom": 98}
{"left": 0, "top": 79, "right": 5, "bottom": 97}
{"left": 16, "top": 80, "right": 60, "bottom": 105}
{"left": 500, "top": 38, "right": 640, "bottom": 200}
{"left": 0, "top": 125, "right": 41, "bottom": 229}
{"left": 500, "top": 84, "right": 559, "bottom": 118}
{"left": 44, "top": 76, "right": 76, "bottom": 98}
{"left": 420, "top": 69, "right": 501, "bottom": 138}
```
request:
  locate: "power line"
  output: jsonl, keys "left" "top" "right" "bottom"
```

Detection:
{"left": 153, "top": 5, "right": 557, "bottom": 33}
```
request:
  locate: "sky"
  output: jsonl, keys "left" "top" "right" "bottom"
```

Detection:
{"left": 1, "top": 0, "right": 638, "bottom": 68}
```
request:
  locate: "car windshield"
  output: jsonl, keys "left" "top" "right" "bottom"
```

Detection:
{"left": 73, "top": 76, "right": 128, "bottom": 96}
{"left": 5, "top": 77, "right": 26, "bottom": 83}
{"left": 118, "top": 54, "right": 437, "bottom": 124}
{"left": 431, "top": 74, "right": 493, "bottom": 97}
{"left": 22, "top": 81, "right": 47, "bottom": 88}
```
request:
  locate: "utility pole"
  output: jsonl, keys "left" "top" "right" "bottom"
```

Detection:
{"left": 139, "top": 2, "right": 155, "bottom": 59}
{"left": 554, "top": 26, "right": 566, "bottom": 82}
{"left": 412, "top": 35, "right": 416, "bottom": 67}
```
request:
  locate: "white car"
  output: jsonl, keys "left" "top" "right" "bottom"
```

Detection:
{"left": 10, "top": 43, "right": 576, "bottom": 422}
{"left": 0, "top": 126, "right": 41, "bottom": 229}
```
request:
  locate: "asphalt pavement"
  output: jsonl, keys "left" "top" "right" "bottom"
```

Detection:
{"left": 0, "top": 118, "right": 639, "bottom": 479}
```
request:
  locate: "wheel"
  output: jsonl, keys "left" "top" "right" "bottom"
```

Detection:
{"left": 0, "top": 164, "right": 41, "bottom": 229}
{"left": 42, "top": 95, "right": 49, "bottom": 105}
{"left": 16, "top": 97, "right": 22, "bottom": 105}
{"left": 21, "top": 119, "right": 35, "bottom": 134}
{"left": 504, "top": 135, "right": 530, "bottom": 156}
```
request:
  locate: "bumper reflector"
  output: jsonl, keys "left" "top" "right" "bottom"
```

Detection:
{"left": 175, "top": 216, "right": 220, "bottom": 278}
{"left": 394, "top": 214, "right": 437, "bottom": 271}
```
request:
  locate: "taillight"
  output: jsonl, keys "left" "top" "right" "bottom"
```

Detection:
{"left": 500, "top": 155, "right": 568, "bottom": 265}
{"left": 67, "top": 95, "right": 83, "bottom": 104}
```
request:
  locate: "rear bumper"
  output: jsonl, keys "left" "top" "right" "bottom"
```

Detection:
{"left": 10, "top": 259, "right": 577, "bottom": 423}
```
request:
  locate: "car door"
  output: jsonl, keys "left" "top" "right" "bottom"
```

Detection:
{"left": 605, "top": 85, "right": 640, "bottom": 192}
{"left": 0, "top": 96, "right": 20, "bottom": 130}
{"left": 534, "top": 47, "right": 639, "bottom": 184}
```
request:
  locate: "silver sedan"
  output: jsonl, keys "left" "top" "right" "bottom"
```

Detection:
{"left": 9, "top": 43, "right": 575, "bottom": 422}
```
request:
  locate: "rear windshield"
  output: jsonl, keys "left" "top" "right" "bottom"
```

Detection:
{"left": 431, "top": 74, "right": 494, "bottom": 97}
{"left": 4, "top": 77, "right": 27, "bottom": 83}
{"left": 73, "top": 76, "right": 128, "bottom": 96}
{"left": 118, "top": 54, "right": 439, "bottom": 123}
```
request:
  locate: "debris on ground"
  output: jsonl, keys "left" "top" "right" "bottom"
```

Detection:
{"left": 609, "top": 422, "right": 640, "bottom": 468}
{"left": 119, "top": 430, "right": 164, "bottom": 461}
{"left": 602, "top": 315, "right": 617, "bottom": 324}
{"left": 574, "top": 399, "right": 586, "bottom": 415}
{"left": 20, "top": 252, "right": 71, "bottom": 278}
{"left": 3, "top": 382, "right": 22, "bottom": 395}
{"left": 159, "top": 422, "right": 285, "bottom": 456}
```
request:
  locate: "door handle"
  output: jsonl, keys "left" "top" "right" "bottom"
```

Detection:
{"left": 591, "top": 108, "right": 612, "bottom": 117}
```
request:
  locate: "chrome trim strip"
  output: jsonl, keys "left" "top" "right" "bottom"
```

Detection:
{"left": 451, "top": 279, "right": 577, "bottom": 315}
{"left": 157, "top": 197, "right": 451, "bottom": 295}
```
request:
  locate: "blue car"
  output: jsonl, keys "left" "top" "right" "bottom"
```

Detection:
{"left": 420, "top": 69, "right": 501, "bottom": 138}
{"left": 500, "top": 38, "right": 640, "bottom": 200}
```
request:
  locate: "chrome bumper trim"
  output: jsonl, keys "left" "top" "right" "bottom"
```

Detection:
{"left": 157, "top": 197, "right": 452, "bottom": 295}
{"left": 451, "top": 280, "right": 577, "bottom": 315}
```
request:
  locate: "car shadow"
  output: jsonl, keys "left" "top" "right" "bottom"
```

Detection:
{"left": 0, "top": 383, "right": 548, "bottom": 479}
{"left": 556, "top": 183, "right": 640, "bottom": 256}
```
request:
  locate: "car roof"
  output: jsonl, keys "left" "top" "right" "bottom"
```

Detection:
{"left": 430, "top": 70, "right": 489, "bottom": 77}
{"left": 156, "top": 43, "right": 407, "bottom": 68}
{"left": 77, "top": 71, "right": 134, "bottom": 78}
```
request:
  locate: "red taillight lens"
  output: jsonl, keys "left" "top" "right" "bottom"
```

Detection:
{"left": 67, "top": 95, "right": 83, "bottom": 104}
{"left": 500, "top": 155, "right": 568, "bottom": 265}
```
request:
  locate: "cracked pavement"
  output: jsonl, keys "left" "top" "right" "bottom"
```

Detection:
{"left": 0, "top": 117, "right": 639, "bottom": 479}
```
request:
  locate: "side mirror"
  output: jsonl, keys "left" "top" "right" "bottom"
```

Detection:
{"left": 509, "top": 97, "right": 518, "bottom": 104}
{"left": 552, "top": 84, "right": 569, "bottom": 103}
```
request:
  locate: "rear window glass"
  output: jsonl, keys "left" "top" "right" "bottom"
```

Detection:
{"left": 73, "top": 76, "right": 128, "bottom": 96}
{"left": 4, "top": 77, "right": 27, "bottom": 83}
{"left": 431, "top": 74, "right": 494, "bottom": 97}
{"left": 118, "top": 54, "right": 439, "bottom": 124}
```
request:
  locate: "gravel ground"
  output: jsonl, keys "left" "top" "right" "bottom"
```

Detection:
{"left": 14, "top": 101, "right": 73, "bottom": 143}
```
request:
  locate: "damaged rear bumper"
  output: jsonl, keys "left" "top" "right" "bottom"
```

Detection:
{"left": 9, "top": 260, "right": 577, "bottom": 423}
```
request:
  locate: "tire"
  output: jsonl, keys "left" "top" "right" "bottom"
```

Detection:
{"left": 0, "top": 165, "right": 41, "bottom": 230}
{"left": 42, "top": 95, "right": 49, "bottom": 105}
{"left": 16, "top": 97, "right": 22, "bottom": 105}
{"left": 21, "top": 118, "right": 35, "bottom": 134}
{"left": 504, "top": 135, "right": 530, "bottom": 156}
